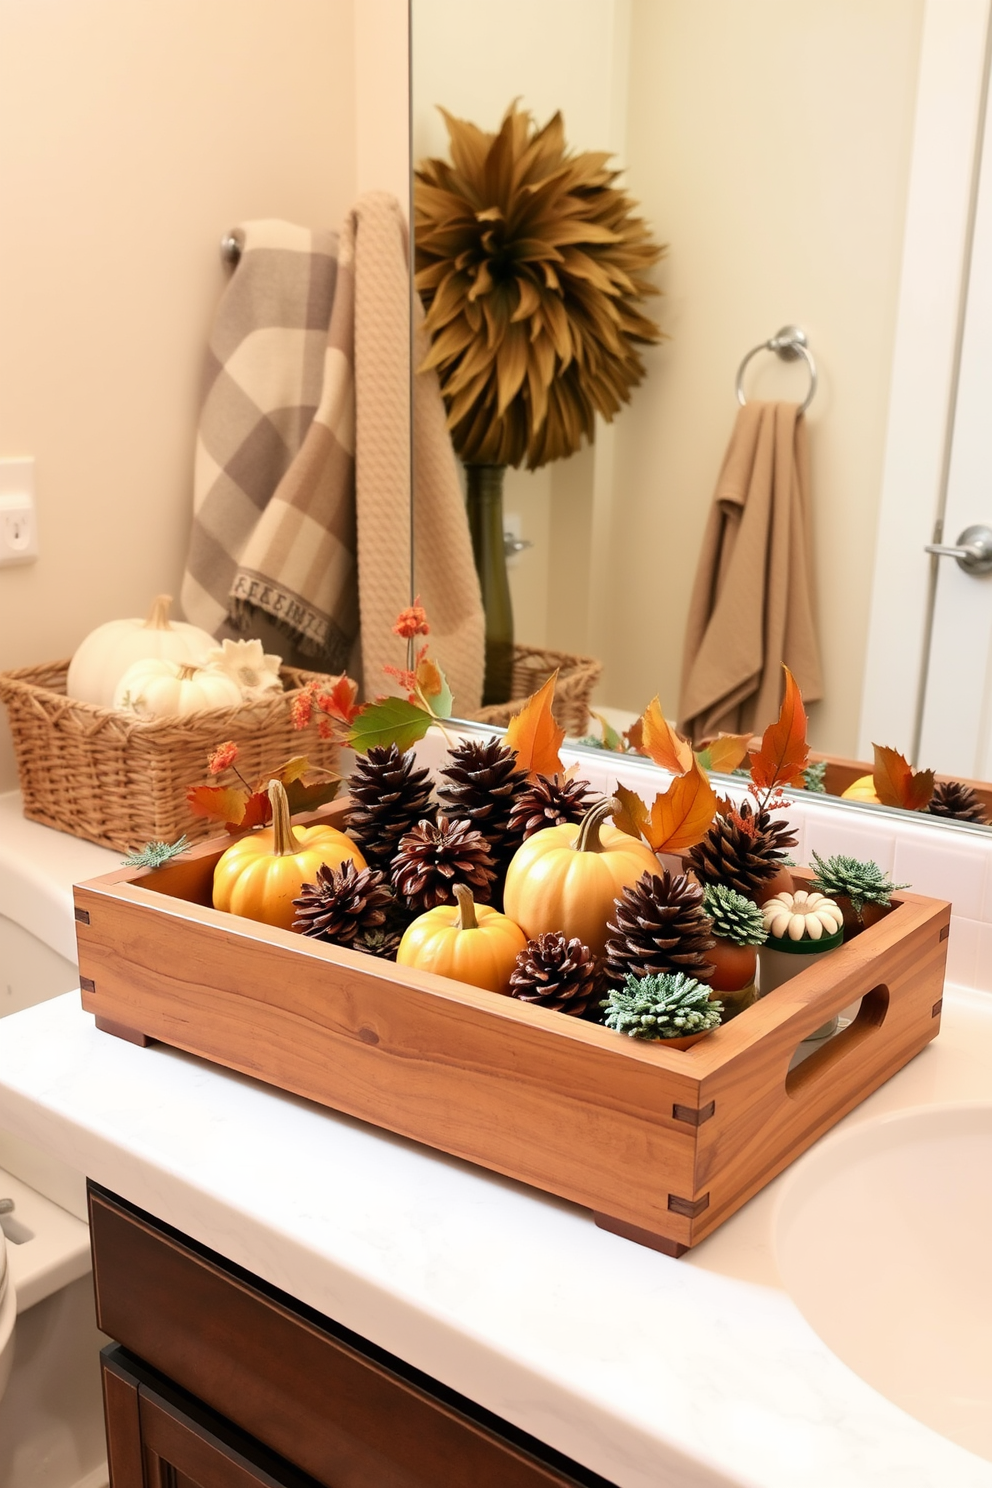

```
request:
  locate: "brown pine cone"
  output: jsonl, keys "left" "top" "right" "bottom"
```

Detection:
{"left": 392, "top": 815, "right": 496, "bottom": 914}
{"left": 685, "top": 802, "right": 797, "bottom": 900}
{"left": 352, "top": 925, "right": 404, "bottom": 961}
{"left": 347, "top": 744, "right": 436, "bottom": 870}
{"left": 604, "top": 869, "right": 715, "bottom": 987}
{"left": 927, "top": 780, "right": 988, "bottom": 824}
{"left": 436, "top": 737, "right": 528, "bottom": 862}
{"left": 505, "top": 773, "right": 600, "bottom": 849}
{"left": 509, "top": 932, "right": 600, "bottom": 1017}
{"left": 293, "top": 861, "right": 395, "bottom": 947}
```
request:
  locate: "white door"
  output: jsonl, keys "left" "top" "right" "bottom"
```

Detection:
{"left": 918, "top": 57, "right": 992, "bottom": 781}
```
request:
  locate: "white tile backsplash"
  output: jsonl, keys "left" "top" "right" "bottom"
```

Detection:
{"left": 892, "top": 825, "right": 989, "bottom": 920}
{"left": 976, "top": 923, "right": 992, "bottom": 992}
{"left": 944, "top": 917, "right": 981, "bottom": 988}
{"left": 796, "top": 813, "right": 898, "bottom": 875}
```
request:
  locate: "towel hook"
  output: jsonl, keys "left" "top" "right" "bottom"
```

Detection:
{"left": 735, "top": 325, "right": 817, "bottom": 413}
{"left": 220, "top": 229, "right": 244, "bottom": 267}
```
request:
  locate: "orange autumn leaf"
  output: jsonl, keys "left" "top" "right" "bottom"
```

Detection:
{"left": 640, "top": 697, "right": 694, "bottom": 775}
{"left": 623, "top": 716, "right": 644, "bottom": 754}
{"left": 872, "top": 744, "right": 935, "bottom": 811}
{"left": 612, "top": 783, "right": 651, "bottom": 841}
{"left": 504, "top": 672, "right": 565, "bottom": 779}
{"left": 642, "top": 758, "right": 718, "bottom": 853}
{"left": 750, "top": 667, "right": 809, "bottom": 791}
{"left": 702, "top": 732, "right": 753, "bottom": 775}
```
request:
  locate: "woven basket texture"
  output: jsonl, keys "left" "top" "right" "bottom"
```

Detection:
{"left": 472, "top": 645, "right": 601, "bottom": 736}
{"left": 0, "top": 660, "right": 340, "bottom": 853}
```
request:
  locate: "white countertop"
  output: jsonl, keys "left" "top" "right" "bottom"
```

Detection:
{"left": 0, "top": 988, "right": 989, "bottom": 1488}
{"left": 0, "top": 792, "right": 117, "bottom": 962}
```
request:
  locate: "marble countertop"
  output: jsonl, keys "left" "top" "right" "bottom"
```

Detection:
{"left": 0, "top": 989, "right": 989, "bottom": 1488}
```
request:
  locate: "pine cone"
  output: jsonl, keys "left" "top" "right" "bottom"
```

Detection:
{"left": 436, "top": 738, "right": 528, "bottom": 863}
{"left": 505, "top": 773, "right": 600, "bottom": 850}
{"left": 509, "top": 932, "right": 599, "bottom": 1017}
{"left": 927, "top": 779, "right": 988, "bottom": 824}
{"left": 605, "top": 870, "right": 715, "bottom": 987}
{"left": 352, "top": 925, "right": 404, "bottom": 961}
{"left": 392, "top": 815, "right": 496, "bottom": 914}
{"left": 347, "top": 745, "right": 436, "bottom": 870}
{"left": 685, "top": 802, "right": 797, "bottom": 899}
{"left": 293, "top": 861, "right": 395, "bottom": 948}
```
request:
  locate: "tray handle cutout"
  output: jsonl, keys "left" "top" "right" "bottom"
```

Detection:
{"left": 785, "top": 985, "right": 889, "bottom": 1099}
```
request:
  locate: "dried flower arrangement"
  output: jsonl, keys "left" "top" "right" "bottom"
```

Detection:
{"left": 415, "top": 102, "right": 664, "bottom": 471}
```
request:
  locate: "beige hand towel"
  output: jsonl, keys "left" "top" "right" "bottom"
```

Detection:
{"left": 677, "top": 401, "right": 823, "bottom": 742}
{"left": 351, "top": 193, "right": 485, "bottom": 712}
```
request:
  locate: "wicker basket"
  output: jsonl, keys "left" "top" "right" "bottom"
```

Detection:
{"left": 0, "top": 660, "right": 340, "bottom": 853}
{"left": 471, "top": 644, "right": 601, "bottom": 736}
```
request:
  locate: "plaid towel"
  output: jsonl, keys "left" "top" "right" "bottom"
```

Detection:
{"left": 182, "top": 198, "right": 485, "bottom": 708}
{"left": 181, "top": 219, "right": 358, "bottom": 669}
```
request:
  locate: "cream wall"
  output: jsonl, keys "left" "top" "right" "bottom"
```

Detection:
{"left": 0, "top": 0, "right": 358, "bottom": 791}
{"left": 412, "top": 0, "right": 926, "bottom": 752}
{"left": 604, "top": 0, "right": 925, "bottom": 753}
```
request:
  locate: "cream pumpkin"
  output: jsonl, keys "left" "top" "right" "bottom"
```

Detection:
{"left": 213, "top": 780, "right": 365, "bottom": 931}
{"left": 841, "top": 774, "right": 880, "bottom": 804}
{"left": 66, "top": 594, "right": 216, "bottom": 707}
{"left": 113, "top": 659, "right": 242, "bottom": 717}
{"left": 503, "top": 796, "right": 660, "bottom": 957}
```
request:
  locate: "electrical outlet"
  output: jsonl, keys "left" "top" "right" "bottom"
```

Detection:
{"left": 0, "top": 459, "right": 38, "bottom": 567}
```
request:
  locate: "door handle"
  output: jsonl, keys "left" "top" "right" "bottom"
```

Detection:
{"left": 924, "top": 523, "right": 992, "bottom": 574}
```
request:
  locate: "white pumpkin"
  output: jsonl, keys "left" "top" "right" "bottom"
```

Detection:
{"left": 114, "top": 659, "right": 243, "bottom": 718}
{"left": 66, "top": 594, "right": 216, "bottom": 707}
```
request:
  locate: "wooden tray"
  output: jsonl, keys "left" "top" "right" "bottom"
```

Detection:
{"left": 73, "top": 803, "right": 950, "bottom": 1257}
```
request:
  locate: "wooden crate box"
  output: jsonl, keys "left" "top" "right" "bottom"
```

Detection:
{"left": 73, "top": 803, "right": 950, "bottom": 1256}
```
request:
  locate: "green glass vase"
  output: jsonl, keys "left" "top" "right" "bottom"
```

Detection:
{"left": 465, "top": 463, "right": 514, "bottom": 706}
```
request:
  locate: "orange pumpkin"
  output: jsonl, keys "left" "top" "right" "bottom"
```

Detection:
{"left": 213, "top": 779, "right": 364, "bottom": 931}
{"left": 503, "top": 797, "right": 660, "bottom": 957}
{"left": 396, "top": 884, "right": 527, "bottom": 994}
{"left": 841, "top": 773, "right": 880, "bottom": 803}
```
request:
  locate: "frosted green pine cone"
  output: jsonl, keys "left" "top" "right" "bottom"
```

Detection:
{"left": 601, "top": 972, "right": 722, "bottom": 1041}
{"left": 808, "top": 852, "right": 907, "bottom": 914}
{"left": 701, "top": 884, "right": 767, "bottom": 947}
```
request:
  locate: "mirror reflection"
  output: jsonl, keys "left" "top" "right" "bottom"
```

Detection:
{"left": 411, "top": 0, "right": 992, "bottom": 831}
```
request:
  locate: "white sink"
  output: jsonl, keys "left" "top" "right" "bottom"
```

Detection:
{"left": 775, "top": 1103, "right": 992, "bottom": 1461}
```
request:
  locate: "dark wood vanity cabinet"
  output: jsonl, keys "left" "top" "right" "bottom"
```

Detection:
{"left": 89, "top": 1184, "right": 613, "bottom": 1488}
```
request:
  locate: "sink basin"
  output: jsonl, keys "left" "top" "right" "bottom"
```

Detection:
{"left": 775, "top": 1103, "right": 992, "bottom": 1460}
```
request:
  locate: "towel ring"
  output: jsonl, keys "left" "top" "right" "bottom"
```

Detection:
{"left": 220, "top": 229, "right": 244, "bottom": 267}
{"left": 735, "top": 325, "right": 817, "bottom": 413}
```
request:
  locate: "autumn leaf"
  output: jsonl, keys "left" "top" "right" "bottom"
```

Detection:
{"left": 589, "top": 710, "right": 624, "bottom": 752}
{"left": 347, "top": 696, "right": 435, "bottom": 754}
{"left": 186, "top": 785, "right": 251, "bottom": 829}
{"left": 284, "top": 775, "right": 342, "bottom": 816}
{"left": 872, "top": 744, "right": 935, "bottom": 811}
{"left": 612, "top": 784, "right": 651, "bottom": 841}
{"left": 623, "top": 716, "right": 644, "bottom": 754}
{"left": 314, "top": 674, "right": 360, "bottom": 726}
{"left": 641, "top": 758, "right": 718, "bottom": 853}
{"left": 416, "top": 656, "right": 454, "bottom": 720}
{"left": 504, "top": 672, "right": 565, "bottom": 779}
{"left": 698, "top": 732, "right": 753, "bottom": 775}
{"left": 239, "top": 790, "right": 273, "bottom": 830}
{"left": 750, "top": 667, "right": 809, "bottom": 792}
{"left": 639, "top": 697, "right": 694, "bottom": 775}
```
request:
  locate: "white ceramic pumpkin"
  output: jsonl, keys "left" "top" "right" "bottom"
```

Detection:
{"left": 114, "top": 659, "right": 242, "bottom": 718}
{"left": 66, "top": 594, "right": 216, "bottom": 707}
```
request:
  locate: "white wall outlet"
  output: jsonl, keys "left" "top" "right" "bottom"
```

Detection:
{"left": 0, "top": 458, "right": 38, "bottom": 567}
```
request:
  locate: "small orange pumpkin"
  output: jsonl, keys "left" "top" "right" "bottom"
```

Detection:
{"left": 213, "top": 779, "right": 364, "bottom": 931}
{"left": 396, "top": 884, "right": 527, "bottom": 995}
{"left": 503, "top": 796, "right": 660, "bottom": 957}
{"left": 841, "top": 774, "right": 880, "bottom": 804}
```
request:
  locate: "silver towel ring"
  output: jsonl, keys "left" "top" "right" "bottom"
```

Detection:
{"left": 735, "top": 325, "right": 817, "bottom": 414}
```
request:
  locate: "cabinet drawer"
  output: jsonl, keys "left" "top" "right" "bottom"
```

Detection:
{"left": 89, "top": 1184, "right": 609, "bottom": 1488}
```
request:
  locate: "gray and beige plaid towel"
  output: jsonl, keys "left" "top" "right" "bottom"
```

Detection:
{"left": 181, "top": 194, "right": 484, "bottom": 708}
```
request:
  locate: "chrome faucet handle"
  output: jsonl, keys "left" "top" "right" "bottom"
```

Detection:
{"left": 924, "top": 524, "right": 992, "bottom": 575}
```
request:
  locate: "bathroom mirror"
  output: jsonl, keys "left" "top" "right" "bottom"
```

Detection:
{"left": 410, "top": 0, "right": 992, "bottom": 832}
